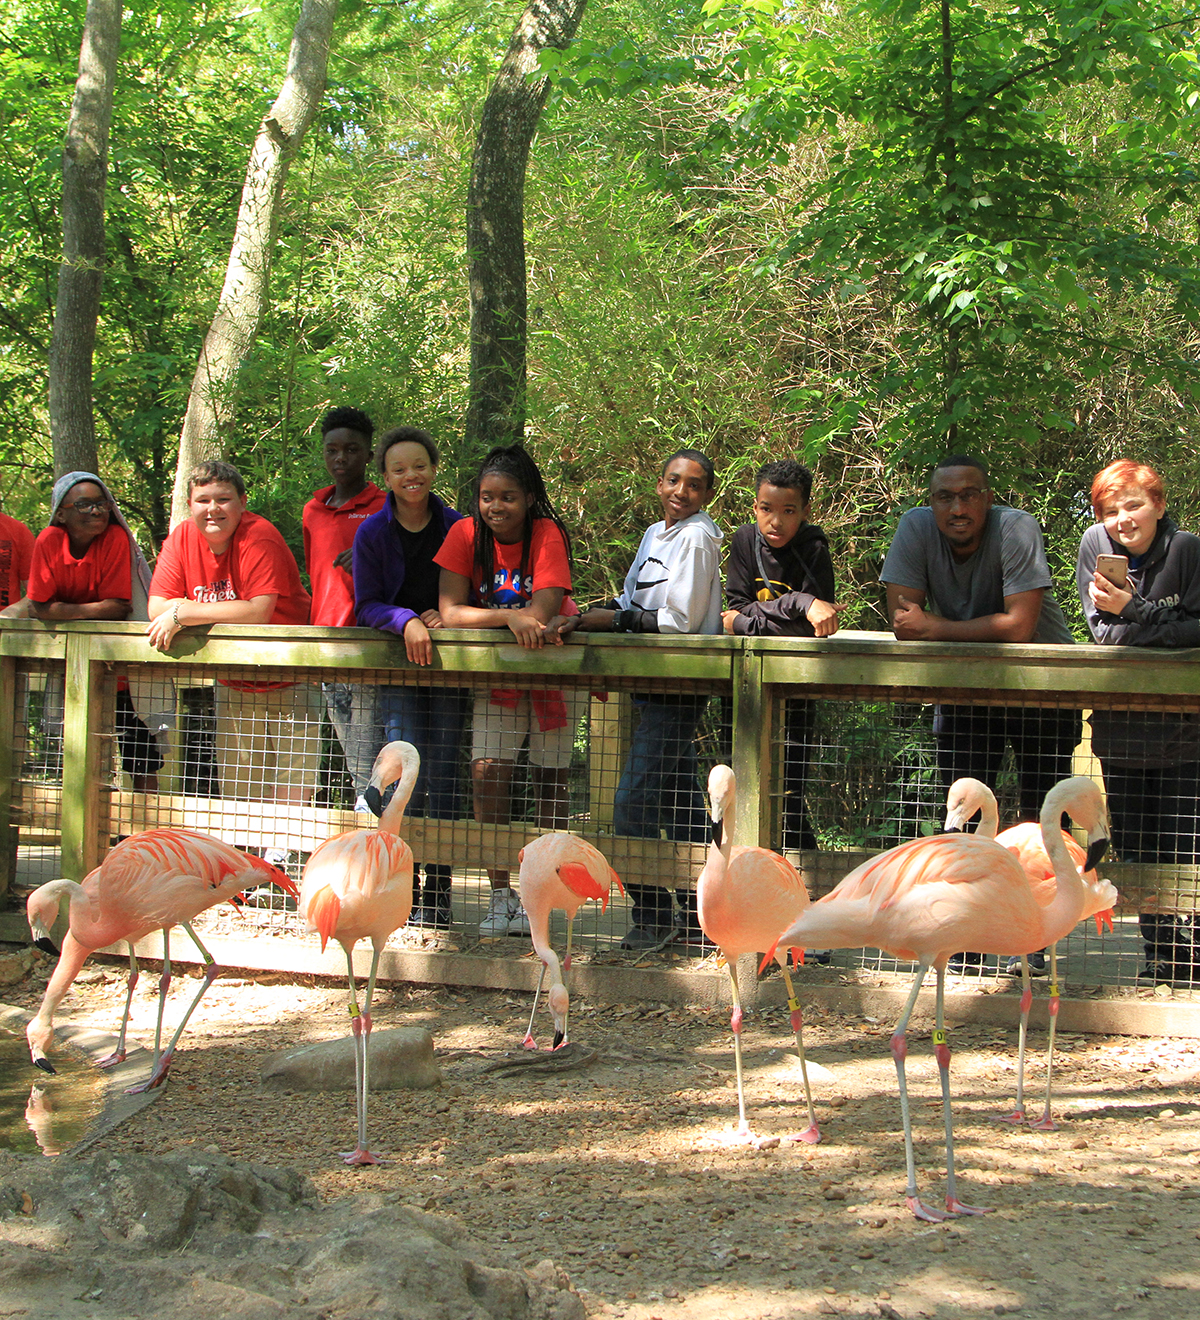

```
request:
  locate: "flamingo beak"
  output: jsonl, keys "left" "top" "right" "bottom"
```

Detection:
{"left": 34, "top": 936, "right": 59, "bottom": 958}
{"left": 34, "top": 1057, "right": 56, "bottom": 1075}
{"left": 363, "top": 785, "right": 383, "bottom": 818}
{"left": 552, "top": 1030, "right": 564, "bottom": 1049}
{"left": 711, "top": 819, "right": 723, "bottom": 848}
{"left": 1084, "top": 837, "right": 1109, "bottom": 872}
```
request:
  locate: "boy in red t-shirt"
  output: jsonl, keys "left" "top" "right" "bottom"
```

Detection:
{"left": 302, "top": 407, "right": 384, "bottom": 808}
{"left": 148, "top": 460, "right": 320, "bottom": 805}
{"left": 0, "top": 507, "right": 34, "bottom": 617}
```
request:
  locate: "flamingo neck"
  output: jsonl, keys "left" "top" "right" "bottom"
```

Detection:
{"left": 379, "top": 761, "right": 419, "bottom": 835}
{"left": 977, "top": 797, "right": 998, "bottom": 840}
{"left": 1039, "top": 796, "right": 1085, "bottom": 937}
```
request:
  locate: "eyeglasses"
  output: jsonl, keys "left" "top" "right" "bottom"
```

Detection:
{"left": 64, "top": 499, "right": 110, "bottom": 515}
{"left": 930, "top": 488, "right": 987, "bottom": 508}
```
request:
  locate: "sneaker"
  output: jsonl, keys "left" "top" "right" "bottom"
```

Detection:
{"left": 354, "top": 794, "right": 373, "bottom": 815}
{"left": 807, "top": 949, "right": 832, "bottom": 965}
{"left": 409, "top": 900, "right": 452, "bottom": 930}
{"left": 673, "top": 915, "right": 717, "bottom": 955}
{"left": 620, "top": 924, "right": 672, "bottom": 952}
{"left": 479, "top": 887, "right": 530, "bottom": 937}
{"left": 1138, "top": 960, "right": 1173, "bottom": 984}
{"left": 1005, "top": 952, "right": 1048, "bottom": 977}
{"left": 948, "top": 951, "right": 986, "bottom": 974}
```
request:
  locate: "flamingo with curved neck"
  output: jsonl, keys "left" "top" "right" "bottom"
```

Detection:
{"left": 944, "top": 777, "right": 1117, "bottom": 1129}
{"left": 698, "top": 766, "right": 819, "bottom": 1145}
{"left": 301, "top": 740, "right": 421, "bottom": 1166}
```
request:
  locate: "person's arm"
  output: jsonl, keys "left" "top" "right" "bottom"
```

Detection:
{"left": 30, "top": 598, "right": 130, "bottom": 621}
{"left": 0, "top": 594, "right": 32, "bottom": 619}
{"left": 439, "top": 569, "right": 563, "bottom": 647}
{"left": 145, "top": 593, "right": 277, "bottom": 652}
{"left": 889, "top": 581, "right": 1043, "bottom": 642}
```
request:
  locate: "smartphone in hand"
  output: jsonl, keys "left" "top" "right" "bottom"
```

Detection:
{"left": 1096, "top": 553, "right": 1129, "bottom": 587}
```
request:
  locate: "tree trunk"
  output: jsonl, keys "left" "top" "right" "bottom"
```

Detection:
{"left": 169, "top": 0, "right": 339, "bottom": 527}
{"left": 48, "top": 0, "right": 122, "bottom": 480}
{"left": 465, "top": 0, "right": 588, "bottom": 454}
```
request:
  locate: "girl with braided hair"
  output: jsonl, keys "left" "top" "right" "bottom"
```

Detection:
{"left": 436, "top": 445, "right": 586, "bottom": 936}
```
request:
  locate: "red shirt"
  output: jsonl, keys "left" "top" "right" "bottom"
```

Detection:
{"left": 434, "top": 518, "right": 572, "bottom": 607}
{"left": 28, "top": 523, "right": 131, "bottom": 604}
{"left": 302, "top": 482, "right": 384, "bottom": 626}
{"left": 150, "top": 511, "right": 310, "bottom": 625}
{"left": 0, "top": 511, "right": 34, "bottom": 609}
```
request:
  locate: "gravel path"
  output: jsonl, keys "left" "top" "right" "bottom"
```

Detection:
{"left": 5, "top": 958, "right": 1200, "bottom": 1319}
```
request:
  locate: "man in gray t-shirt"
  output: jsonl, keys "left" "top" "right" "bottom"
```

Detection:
{"left": 881, "top": 456, "right": 1081, "bottom": 968}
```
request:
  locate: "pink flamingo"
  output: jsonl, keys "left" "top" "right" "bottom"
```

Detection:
{"left": 517, "top": 832, "right": 624, "bottom": 1050}
{"left": 765, "top": 776, "right": 1108, "bottom": 1222}
{"left": 26, "top": 828, "right": 296, "bottom": 1091}
{"left": 944, "top": 778, "right": 1117, "bottom": 1130}
{"left": 699, "top": 765, "right": 819, "bottom": 1144}
{"left": 300, "top": 740, "right": 420, "bottom": 1166}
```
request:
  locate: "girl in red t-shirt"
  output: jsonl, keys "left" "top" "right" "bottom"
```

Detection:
{"left": 436, "top": 446, "right": 586, "bottom": 937}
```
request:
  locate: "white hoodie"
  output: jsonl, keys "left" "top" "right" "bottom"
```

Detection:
{"left": 616, "top": 510, "right": 724, "bottom": 634}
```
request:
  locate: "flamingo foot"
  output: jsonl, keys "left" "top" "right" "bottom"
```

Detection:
{"left": 125, "top": 1050, "right": 173, "bottom": 1093}
{"left": 340, "top": 1146, "right": 386, "bottom": 1167}
{"left": 790, "top": 1122, "right": 821, "bottom": 1145}
{"left": 905, "top": 1195, "right": 951, "bottom": 1223}
{"left": 1028, "top": 1112, "right": 1058, "bottom": 1132}
{"left": 97, "top": 1049, "right": 127, "bottom": 1069}
{"left": 521, "top": 1032, "right": 537, "bottom": 1050}
{"left": 945, "top": 1195, "right": 993, "bottom": 1216}
{"left": 992, "top": 1108, "right": 1027, "bottom": 1125}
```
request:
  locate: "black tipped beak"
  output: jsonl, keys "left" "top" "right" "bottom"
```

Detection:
{"left": 34, "top": 937, "right": 60, "bottom": 957}
{"left": 942, "top": 826, "right": 963, "bottom": 835}
{"left": 34, "top": 1058, "right": 56, "bottom": 1075}
{"left": 1085, "top": 837, "right": 1109, "bottom": 872}
{"left": 552, "top": 1031, "right": 564, "bottom": 1050}
{"left": 711, "top": 820, "right": 723, "bottom": 848}
{"left": 363, "top": 785, "right": 383, "bottom": 818}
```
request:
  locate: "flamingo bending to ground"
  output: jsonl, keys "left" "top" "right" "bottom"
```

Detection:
{"left": 944, "top": 778, "right": 1117, "bottom": 1130}
{"left": 766, "top": 776, "right": 1108, "bottom": 1221}
{"left": 699, "top": 766, "right": 819, "bottom": 1144}
{"left": 300, "top": 740, "right": 420, "bottom": 1166}
{"left": 517, "top": 833, "right": 623, "bottom": 1049}
{"left": 26, "top": 828, "right": 296, "bottom": 1091}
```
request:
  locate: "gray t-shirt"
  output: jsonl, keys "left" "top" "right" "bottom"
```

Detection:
{"left": 881, "top": 505, "right": 1073, "bottom": 645}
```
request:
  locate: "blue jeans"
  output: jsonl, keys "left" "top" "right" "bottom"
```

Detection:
{"left": 613, "top": 694, "right": 710, "bottom": 927}
{"left": 323, "top": 682, "right": 381, "bottom": 797}
{"left": 380, "top": 685, "right": 468, "bottom": 899}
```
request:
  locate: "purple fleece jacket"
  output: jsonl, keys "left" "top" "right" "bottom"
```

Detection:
{"left": 353, "top": 491, "right": 463, "bottom": 635}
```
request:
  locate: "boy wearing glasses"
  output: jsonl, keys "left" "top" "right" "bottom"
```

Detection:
{"left": 881, "top": 454, "right": 1079, "bottom": 970}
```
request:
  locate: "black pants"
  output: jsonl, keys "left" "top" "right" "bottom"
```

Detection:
{"left": 1104, "top": 759, "right": 1200, "bottom": 972}
{"left": 934, "top": 704, "right": 1081, "bottom": 822}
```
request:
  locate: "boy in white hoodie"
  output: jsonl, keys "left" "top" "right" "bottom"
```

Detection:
{"left": 558, "top": 450, "right": 723, "bottom": 950}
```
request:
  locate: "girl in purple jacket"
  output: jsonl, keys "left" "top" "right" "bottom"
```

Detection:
{"left": 353, "top": 426, "right": 467, "bottom": 928}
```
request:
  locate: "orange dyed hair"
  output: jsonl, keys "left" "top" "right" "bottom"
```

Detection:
{"left": 1091, "top": 460, "right": 1165, "bottom": 518}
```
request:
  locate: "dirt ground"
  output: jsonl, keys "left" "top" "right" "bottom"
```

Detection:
{"left": 5, "top": 955, "right": 1200, "bottom": 1319}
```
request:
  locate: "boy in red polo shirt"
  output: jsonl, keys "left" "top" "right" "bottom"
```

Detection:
{"left": 147, "top": 460, "right": 319, "bottom": 804}
{"left": 302, "top": 407, "right": 384, "bottom": 809}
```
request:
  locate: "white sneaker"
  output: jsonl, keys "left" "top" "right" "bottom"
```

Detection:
{"left": 354, "top": 795, "right": 372, "bottom": 814}
{"left": 479, "top": 887, "right": 531, "bottom": 937}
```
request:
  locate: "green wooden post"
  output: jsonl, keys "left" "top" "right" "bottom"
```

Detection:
{"left": 60, "top": 633, "right": 101, "bottom": 882}
{"left": 730, "top": 642, "right": 770, "bottom": 850}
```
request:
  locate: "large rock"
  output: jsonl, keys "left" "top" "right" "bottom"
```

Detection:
{"left": 260, "top": 1026, "right": 441, "bottom": 1092}
{"left": 0, "top": 945, "right": 34, "bottom": 986}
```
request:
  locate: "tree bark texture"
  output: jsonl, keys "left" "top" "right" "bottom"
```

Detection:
{"left": 465, "top": 0, "right": 588, "bottom": 454}
{"left": 48, "top": 0, "right": 122, "bottom": 480}
{"left": 169, "top": 0, "right": 338, "bottom": 526}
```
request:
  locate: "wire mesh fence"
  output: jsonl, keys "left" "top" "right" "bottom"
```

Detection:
{"left": 2, "top": 628, "right": 1197, "bottom": 1004}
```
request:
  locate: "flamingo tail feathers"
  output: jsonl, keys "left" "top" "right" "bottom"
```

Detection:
{"left": 1096, "top": 908, "right": 1114, "bottom": 935}
{"left": 306, "top": 885, "right": 342, "bottom": 953}
{"left": 758, "top": 940, "right": 780, "bottom": 977}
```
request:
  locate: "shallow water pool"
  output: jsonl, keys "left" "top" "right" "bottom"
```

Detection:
{"left": 0, "top": 1028, "right": 105, "bottom": 1156}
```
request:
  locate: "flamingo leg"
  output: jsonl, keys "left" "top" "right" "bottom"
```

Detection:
{"left": 127, "top": 924, "right": 220, "bottom": 1093}
{"left": 1029, "top": 943, "right": 1061, "bottom": 1132}
{"left": 341, "top": 946, "right": 384, "bottom": 1166}
{"left": 150, "top": 928, "right": 172, "bottom": 1074}
{"left": 994, "top": 956, "right": 1032, "bottom": 1125}
{"left": 936, "top": 965, "right": 991, "bottom": 1217}
{"left": 557, "top": 920, "right": 574, "bottom": 1048}
{"left": 523, "top": 962, "right": 547, "bottom": 1050}
{"left": 726, "top": 959, "right": 751, "bottom": 1139}
{"left": 891, "top": 960, "right": 949, "bottom": 1223}
{"left": 777, "top": 961, "right": 819, "bottom": 1144}
{"left": 98, "top": 942, "right": 139, "bottom": 1069}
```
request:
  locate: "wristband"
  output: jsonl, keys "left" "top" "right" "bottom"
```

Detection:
{"left": 612, "top": 610, "right": 636, "bottom": 633}
{"left": 170, "top": 602, "right": 181, "bottom": 629}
